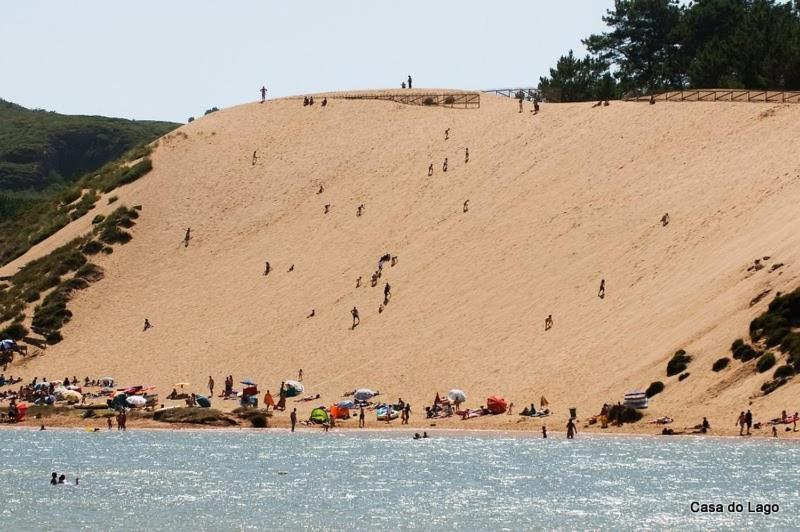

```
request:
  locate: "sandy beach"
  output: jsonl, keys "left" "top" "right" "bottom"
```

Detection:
{"left": 2, "top": 93, "right": 799, "bottom": 436}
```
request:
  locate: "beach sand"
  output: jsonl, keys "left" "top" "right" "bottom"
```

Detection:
{"left": 2, "top": 92, "right": 799, "bottom": 435}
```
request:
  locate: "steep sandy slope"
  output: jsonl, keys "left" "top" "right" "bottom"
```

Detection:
{"left": 9, "top": 93, "right": 800, "bottom": 428}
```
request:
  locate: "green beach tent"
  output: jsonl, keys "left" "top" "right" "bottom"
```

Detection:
{"left": 309, "top": 407, "right": 329, "bottom": 424}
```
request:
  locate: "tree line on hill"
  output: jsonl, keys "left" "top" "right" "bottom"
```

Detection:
{"left": 538, "top": 0, "right": 800, "bottom": 102}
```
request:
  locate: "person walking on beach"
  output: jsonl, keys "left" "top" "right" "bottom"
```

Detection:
{"left": 519, "top": 95, "right": 524, "bottom": 113}
{"left": 143, "top": 318, "right": 153, "bottom": 332}
{"left": 407, "top": 75, "right": 412, "bottom": 89}
{"left": 598, "top": 279, "right": 605, "bottom": 299}
{"left": 260, "top": 86, "right": 267, "bottom": 103}
{"left": 545, "top": 315, "right": 553, "bottom": 331}
{"left": 542, "top": 425, "right": 547, "bottom": 438}
{"left": 403, "top": 402, "right": 411, "bottom": 424}
{"left": 533, "top": 99, "right": 540, "bottom": 114}
{"left": 290, "top": 408, "right": 297, "bottom": 432}
{"left": 566, "top": 418, "right": 577, "bottom": 439}
{"left": 107, "top": 416, "right": 113, "bottom": 430}
{"left": 208, "top": 376, "right": 214, "bottom": 396}
{"left": 745, "top": 409, "right": 753, "bottom": 435}
{"left": 737, "top": 411, "right": 745, "bottom": 435}
{"left": 359, "top": 406, "right": 365, "bottom": 428}
{"left": 428, "top": 163, "right": 434, "bottom": 176}
{"left": 298, "top": 369, "right": 304, "bottom": 382}
{"left": 351, "top": 307, "right": 360, "bottom": 329}
{"left": 442, "top": 158, "right": 448, "bottom": 172}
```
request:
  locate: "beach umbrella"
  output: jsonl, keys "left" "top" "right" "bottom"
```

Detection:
{"left": 63, "top": 390, "right": 82, "bottom": 404}
{"left": 34, "top": 382, "right": 50, "bottom": 390}
{"left": 124, "top": 386, "right": 143, "bottom": 395}
{"left": 174, "top": 382, "right": 189, "bottom": 388}
{"left": 126, "top": 395, "right": 146, "bottom": 407}
{"left": 448, "top": 389, "right": 467, "bottom": 403}
{"left": 0, "top": 339, "right": 15, "bottom": 349}
{"left": 67, "top": 385, "right": 81, "bottom": 391}
{"left": 337, "top": 400, "right": 355, "bottom": 409}
{"left": 240, "top": 379, "right": 257, "bottom": 386}
{"left": 354, "top": 388, "right": 375, "bottom": 401}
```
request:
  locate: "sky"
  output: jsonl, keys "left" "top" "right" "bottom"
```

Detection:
{"left": 1, "top": 1, "right": 613, "bottom": 123}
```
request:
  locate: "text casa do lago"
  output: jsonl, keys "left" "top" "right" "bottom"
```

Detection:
{"left": 691, "top": 501, "right": 779, "bottom": 515}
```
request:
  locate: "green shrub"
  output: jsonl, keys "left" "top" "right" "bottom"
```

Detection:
{"left": 712, "top": 357, "right": 730, "bottom": 372}
{"left": 756, "top": 353, "right": 776, "bottom": 373}
{"left": 760, "top": 378, "right": 788, "bottom": 395}
{"left": 107, "top": 195, "right": 118, "bottom": 204}
{"left": 678, "top": 372, "right": 690, "bottom": 381}
{"left": 750, "top": 287, "right": 800, "bottom": 347}
{"left": 1, "top": 322, "right": 28, "bottom": 341}
{"left": 91, "top": 214, "right": 105, "bottom": 225}
{"left": 732, "top": 342, "right": 759, "bottom": 361}
{"left": 45, "top": 330, "right": 63, "bottom": 344}
{"left": 187, "top": 117, "right": 194, "bottom": 123}
{"left": 101, "top": 246, "right": 113, "bottom": 255}
{"left": 250, "top": 414, "right": 268, "bottom": 428}
{"left": 81, "top": 240, "right": 104, "bottom": 255}
{"left": 22, "top": 288, "right": 40, "bottom": 303}
{"left": 98, "top": 225, "right": 131, "bottom": 245}
{"left": 75, "top": 263, "right": 104, "bottom": 282}
{"left": 607, "top": 404, "right": 643, "bottom": 423}
{"left": 773, "top": 364, "right": 795, "bottom": 379}
{"left": 115, "top": 158, "right": 153, "bottom": 188}
{"left": 667, "top": 349, "right": 692, "bottom": 376}
{"left": 645, "top": 381, "right": 664, "bottom": 398}
{"left": 204, "top": 107, "right": 219, "bottom": 115}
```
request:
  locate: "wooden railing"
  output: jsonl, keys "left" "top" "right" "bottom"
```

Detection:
{"left": 297, "top": 90, "right": 480, "bottom": 109}
{"left": 483, "top": 87, "right": 541, "bottom": 100}
{"left": 626, "top": 89, "right": 800, "bottom": 104}
{"left": 335, "top": 91, "right": 480, "bottom": 109}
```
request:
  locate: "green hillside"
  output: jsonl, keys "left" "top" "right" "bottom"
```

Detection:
{"left": 0, "top": 99, "right": 178, "bottom": 265}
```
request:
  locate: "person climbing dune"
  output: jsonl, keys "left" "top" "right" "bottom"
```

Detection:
{"left": 463, "top": 200, "right": 469, "bottom": 213}
{"left": 428, "top": 163, "right": 434, "bottom": 177}
{"left": 545, "top": 314, "right": 553, "bottom": 331}
{"left": 442, "top": 158, "right": 448, "bottom": 172}
{"left": 184, "top": 228, "right": 191, "bottom": 248}
{"left": 445, "top": 128, "right": 450, "bottom": 140}
{"left": 143, "top": 319, "right": 153, "bottom": 332}
{"left": 260, "top": 86, "right": 267, "bottom": 103}
{"left": 264, "top": 261, "right": 271, "bottom": 276}
{"left": 252, "top": 150, "right": 258, "bottom": 165}
{"left": 357, "top": 204, "right": 364, "bottom": 217}
{"left": 384, "top": 282, "right": 391, "bottom": 304}
{"left": 351, "top": 307, "right": 360, "bottom": 329}
{"left": 598, "top": 279, "right": 605, "bottom": 299}
{"left": 317, "top": 184, "right": 324, "bottom": 194}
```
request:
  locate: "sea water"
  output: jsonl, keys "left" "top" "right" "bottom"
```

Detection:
{"left": 0, "top": 429, "right": 797, "bottom": 530}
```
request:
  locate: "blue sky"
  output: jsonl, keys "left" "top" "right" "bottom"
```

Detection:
{"left": 1, "top": 1, "right": 613, "bottom": 122}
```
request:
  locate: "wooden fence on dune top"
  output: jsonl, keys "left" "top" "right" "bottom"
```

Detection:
{"left": 626, "top": 89, "right": 800, "bottom": 104}
{"left": 325, "top": 91, "right": 480, "bottom": 109}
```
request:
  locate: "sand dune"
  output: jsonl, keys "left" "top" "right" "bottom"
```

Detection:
{"left": 7, "top": 92, "right": 800, "bottom": 429}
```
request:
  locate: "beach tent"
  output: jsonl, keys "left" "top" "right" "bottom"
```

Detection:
{"left": 486, "top": 396, "right": 508, "bottom": 414}
{"left": 448, "top": 389, "right": 467, "bottom": 403}
{"left": 309, "top": 407, "right": 330, "bottom": 424}
{"left": 196, "top": 395, "right": 211, "bottom": 408}
{"left": 0, "top": 339, "right": 15, "bottom": 350}
{"left": 99, "top": 377, "right": 115, "bottom": 388}
{"left": 63, "top": 390, "right": 82, "bottom": 404}
{"left": 240, "top": 379, "right": 257, "bottom": 386}
{"left": 15, "top": 402, "right": 28, "bottom": 421}
{"left": 433, "top": 392, "right": 442, "bottom": 405}
{"left": 540, "top": 396, "right": 549, "bottom": 408}
{"left": 330, "top": 405, "right": 350, "bottom": 419}
{"left": 354, "top": 389, "right": 375, "bottom": 401}
{"left": 126, "top": 396, "right": 146, "bottom": 407}
{"left": 284, "top": 380, "right": 304, "bottom": 397}
{"left": 337, "top": 400, "right": 355, "bottom": 409}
